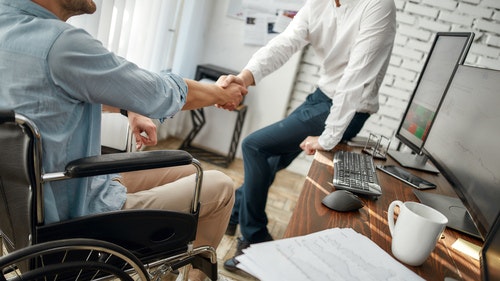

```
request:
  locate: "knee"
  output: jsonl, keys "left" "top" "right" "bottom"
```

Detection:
{"left": 203, "top": 170, "right": 235, "bottom": 204}
{"left": 241, "top": 134, "right": 260, "bottom": 155}
{"left": 241, "top": 135, "right": 252, "bottom": 151}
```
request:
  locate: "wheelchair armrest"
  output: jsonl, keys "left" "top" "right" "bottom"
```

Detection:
{"left": 0, "top": 110, "right": 15, "bottom": 123}
{"left": 63, "top": 149, "right": 203, "bottom": 214}
{"left": 65, "top": 150, "right": 193, "bottom": 178}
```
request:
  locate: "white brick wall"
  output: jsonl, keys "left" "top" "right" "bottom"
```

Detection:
{"left": 286, "top": 0, "right": 500, "bottom": 176}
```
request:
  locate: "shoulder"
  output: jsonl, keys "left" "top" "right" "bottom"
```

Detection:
{"left": 2, "top": 16, "right": 74, "bottom": 59}
{"left": 49, "top": 24, "right": 111, "bottom": 66}
{"left": 306, "top": 0, "right": 332, "bottom": 11}
{"left": 296, "top": 0, "right": 333, "bottom": 22}
{"left": 357, "top": 0, "right": 396, "bottom": 23}
{"left": 363, "top": 0, "right": 396, "bottom": 11}
{"left": 54, "top": 26, "right": 107, "bottom": 55}
{"left": 32, "top": 17, "right": 75, "bottom": 40}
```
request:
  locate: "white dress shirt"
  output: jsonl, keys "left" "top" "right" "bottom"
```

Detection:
{"left": 244, "top": 0, "right": 396, "bottom": 150}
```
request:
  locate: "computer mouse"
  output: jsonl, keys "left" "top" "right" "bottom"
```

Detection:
{"left": 321, "top": 190, "right": 364, "bottom": 212}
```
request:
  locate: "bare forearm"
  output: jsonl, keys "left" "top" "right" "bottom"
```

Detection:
{"left": 102, "top": 105, "right": 120, "bottom": 113}
{"left": 182, "top": 79, "right": 224, "bottom": 110}
{"left": 182, "top": 78, "right": 245, "bottom": 111}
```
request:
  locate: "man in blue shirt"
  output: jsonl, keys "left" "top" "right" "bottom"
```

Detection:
{"left": 0, "top": 1, "right": 246, "bottom": 280}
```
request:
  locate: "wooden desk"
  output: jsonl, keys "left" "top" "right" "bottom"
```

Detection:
{"left": 284, "top": 146, "right": 482, "bottom": 281}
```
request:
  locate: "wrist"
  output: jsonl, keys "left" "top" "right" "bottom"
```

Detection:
{"left": 211, "top": 84, "right": 226, "bottom": 105}
{"left": 240, "top": 70, "right": 255, "bottom": 87}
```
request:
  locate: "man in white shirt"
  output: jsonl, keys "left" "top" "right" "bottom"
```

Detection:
{"left": 220, "top": 0, "right": 397, "bottom": 273}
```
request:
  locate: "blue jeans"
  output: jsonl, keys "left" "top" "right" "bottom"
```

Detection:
{"left": 230, "top": 88, "right": 370, "bottom": 243}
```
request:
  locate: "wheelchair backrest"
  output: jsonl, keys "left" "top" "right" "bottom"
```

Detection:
{"left": 0, "top": 111, "right": 41, "bottom": 253}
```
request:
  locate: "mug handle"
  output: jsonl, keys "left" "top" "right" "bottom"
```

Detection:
{"left": 388, "top": 200, "right": 403, "bottom": 237}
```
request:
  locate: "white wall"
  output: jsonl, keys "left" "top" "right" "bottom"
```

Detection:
{"left": 286, "top": 0, "right": 500, "bottom": 175}
{"left": 169, "top": 0, "right": 301, "bottom": 159}
{"left": 167, "top": 0, "right": 500, "bottom": 176}
{"left": 367, "top": 0, "right": 500, "bottom": 145}
{"left": 157, "top": 0, "right": 215, "bottom": 139}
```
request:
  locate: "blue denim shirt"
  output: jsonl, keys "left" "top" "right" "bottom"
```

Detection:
{"left": 0, "top": 0, "right": 188, "bottom": 223}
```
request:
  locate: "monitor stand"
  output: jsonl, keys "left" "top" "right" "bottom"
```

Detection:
{"left": 388, "top": 150, "right": 439, "bottom": 173}
{"left": 413, "top": 190, "right": 482, "bottom": 240}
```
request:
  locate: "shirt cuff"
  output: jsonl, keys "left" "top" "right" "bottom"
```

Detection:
{"left": 319, "top": 132, "right": 341, "bottom": 151}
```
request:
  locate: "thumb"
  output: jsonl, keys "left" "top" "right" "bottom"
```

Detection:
{"left": 133, "top": 133, "right": 144, "bottom": 150}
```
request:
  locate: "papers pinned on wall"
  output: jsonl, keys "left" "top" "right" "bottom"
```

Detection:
{"left": 227, "top": 0, "right": 304, "bottom": 46}
{"left": 243, "top": 11, "right": 279, "bottom": 46}
{"left": 236, "top": 228, "right": 425, "bottom": 281}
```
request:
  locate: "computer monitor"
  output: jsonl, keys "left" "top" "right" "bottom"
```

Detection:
{"left": 481, "top": 212, "right": 500, "bottom": 281}
{"left": 421, "top": 65, "right": 500, "bottom": 240}
{"left": 389, "top": 32, "right": 474, "bottom": 173}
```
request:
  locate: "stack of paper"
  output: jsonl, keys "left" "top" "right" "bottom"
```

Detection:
{"left": 237, "top": 228, "right": 424, "bottom": 281}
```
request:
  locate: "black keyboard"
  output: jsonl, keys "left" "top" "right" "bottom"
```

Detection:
{"left": 333, "top": 150, "right": 382, "bottom": 197}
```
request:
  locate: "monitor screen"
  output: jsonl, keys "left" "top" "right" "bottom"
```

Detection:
{"left": 422, "top": 65, "right": 500, "bottom": 239}
{"left": 389, "top": 32, "right": 474, "bottom": 173}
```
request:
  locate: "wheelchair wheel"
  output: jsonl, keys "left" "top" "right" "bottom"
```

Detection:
{"left": 0, "top": 238, "right": 149, "bottom": 281}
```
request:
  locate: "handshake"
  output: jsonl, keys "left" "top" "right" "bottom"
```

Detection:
{"left": 214, "top": 73, "right": 251, "bottom": 111}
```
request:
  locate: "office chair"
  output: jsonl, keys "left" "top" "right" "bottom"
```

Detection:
{"left": 0, "top": 110, "right": 218, "bottom": 281}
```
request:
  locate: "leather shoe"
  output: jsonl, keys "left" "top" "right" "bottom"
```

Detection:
{"left": 223, "top": 256, "right": 240, "bottom": 272}
{"left": 223, "top": 237, "right": 250, "bottom": 272}
{"left": 223, "top": 235, "right": 273, "bottom": 272}
{"left": 234, "top": 237, "right": 251, "bottom": 256}
{"left": 225, "top": 223, "right": 237, "bottom": 236}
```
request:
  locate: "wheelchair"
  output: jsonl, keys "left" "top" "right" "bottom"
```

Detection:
{"left": 0, "top": 110, "right": 218, "bottom": 281}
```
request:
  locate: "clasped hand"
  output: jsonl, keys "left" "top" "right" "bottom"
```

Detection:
{"left": 215, "top": 74, "right": 247, "bottom": 111}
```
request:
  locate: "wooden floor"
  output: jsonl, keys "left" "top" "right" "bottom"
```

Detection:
{"left": 147, "top": 138, "right": 306, "bottom": 281}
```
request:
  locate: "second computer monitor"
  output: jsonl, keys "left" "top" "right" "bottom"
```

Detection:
{"left": 422, "top": 65, "right": 500, "bottom": 240}
{"left": 389, "top": 32, "right": 474, "bottom": 173}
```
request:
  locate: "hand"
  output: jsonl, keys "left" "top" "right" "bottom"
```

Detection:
{"left": 300, "top": 136, "right": 322, "bottom": 155}
{"left": 216, "top": 74, "right": 246, "bottom": 88}
{"left": 215, "top": 74, "right": 248, "bottom": 110}
{"left": 215, "top": 81, "right": 247, "bottom": 111}
{"left": 127, "top": 112, "right": 157, "bottom": 150}
{"left": 218, "top": 70, "right": 254, "bottom": 89}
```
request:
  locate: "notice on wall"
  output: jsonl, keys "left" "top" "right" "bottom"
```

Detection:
{"left": 227, "top": 0, "right": 305, "bottom": 46}
{"left": 227, "top": 0, "right": 245, "bottom": 20}
{"left": 243, "top": 11, "right": 279, "bottom": 46}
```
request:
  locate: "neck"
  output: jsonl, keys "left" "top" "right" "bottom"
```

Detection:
{"left": 335, "top": 0, "right": 341, "bottom": 7}
{"left": 31, "top": 0, "right": 90, "bottom": 21}
{"left": 31, "top": 0, "right": 68, "bottom": 20}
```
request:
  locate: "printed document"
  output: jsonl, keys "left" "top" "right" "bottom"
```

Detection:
{"left": 236, "top": 228, "right": 425, "bottom": 281}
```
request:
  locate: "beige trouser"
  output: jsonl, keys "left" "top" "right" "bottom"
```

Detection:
{"left": 118, "top": 165, "right": 234, "bottom": 281}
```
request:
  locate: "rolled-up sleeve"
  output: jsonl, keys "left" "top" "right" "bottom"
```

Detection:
{"left": 48, "top": 27, "right": 187, "bottom": 120}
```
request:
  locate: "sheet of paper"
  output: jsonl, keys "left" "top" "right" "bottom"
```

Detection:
{"left": 239, "top": 0, "right": 305, "bottom": 46}
{"left": 227, "top": 0, "right": 245, "bottom": 20}
{"left": 272, "top": 10, "right": 297, "bottom": 33}
{"left": 243, "top": 11, "right": 278, "bottom": 46}
{"left": 236, "top": 228, "right": 425, "bottom": 281}
{"left": 242, "top": 0, "right": 305, "bottom": 13}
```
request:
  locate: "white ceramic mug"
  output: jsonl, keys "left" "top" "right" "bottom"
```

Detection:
{"left": 387, "top": 200, "right": 448, "bottom": 266}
